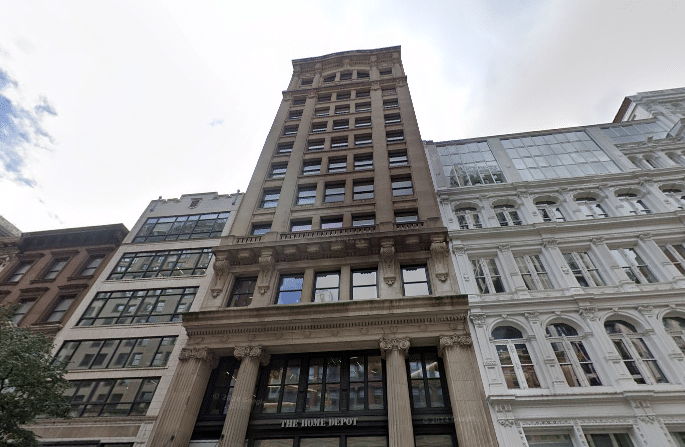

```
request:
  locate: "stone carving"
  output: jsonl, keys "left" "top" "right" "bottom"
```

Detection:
{"left": 234, "top": 346, "right": 271, "bottom": 366}
{"left": 639, "top": 233, "right": 654, "bottom": 242}
{"left": 379, "top": 240, "right": 397, "bottom": 286}
{"left": 438, "top": 334, "right": 472, "bottom": 357}
{"left": 637, "top": 305, "right": 654, "bottom": 315}
{"left": 179, "top": 347, "right": 219, "bottom": 368}
{"left": 591, "top": 237, "right": 605, "bottom": 246}
{"left": 257, "top": 250, "right": 275, "bottom": 294}
{"left": 578, "top": 306, "right": 598, "bottom": 320}
{"left": 524, "top": 312, "right": 540, "bottom": 322}
{"left": 543, "top": 239, "right": 558, "bottom": 248}
{"left": 470, "top": 313, "right": 486, "bottom": 327}
{"left": 379, "top": 337, "right": 410, "bottom": 359}
{"left": 210, "top": 255, "right": 231, "bottom": 298}
{"left": 430, "top": 239, "right": 450, "bottom": 282}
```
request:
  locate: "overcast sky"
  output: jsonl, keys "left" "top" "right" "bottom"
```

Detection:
{"left": 1, "top": 1, "right": 683, "bottom": 232}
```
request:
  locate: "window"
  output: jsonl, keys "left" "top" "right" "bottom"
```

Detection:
{"left": 321, "top": 217, "right": 343, "bottom": 230}
{"left": 291, "top": 220, "right": 312, "bottom": 232}
{"left": 283, "top": 125, "right": 298, "bottom": 136}
{"left": 108, "top": 248, "right": 212, "bottom": 280}
{"left": 318, "top": 94, "right": 332, "bottom": 102}
{"left": 323, "top": 74, "right": 336, "bottom": 83}
{"left": 324, "top": 183, "right": 345, "bottom": 203}
{"left": 11, "top": 299, "right": 35, "bottom": 324}
{"left": 133, "top": 213, "right": 231, "bottom": 243}
{"left": 383, "top": 99, "right": 399, "bottom": 109}
{"left": 54, "top": 336, "right": 177, "bottom": 370}
{"left": 391, "top": 176, "right": 413, "bottom": 196}
{"left": 336, "top": 91, "right": 351, "bottom": 101}
{"left": 354, "top": 154, "right": 373, "bottom": 170}
{"left": 515, "top": 255, "right": 553, "bottom": 290}
{"left": 331, "top": 136, "right": 348, "bottom": 149}
{"left": 300, "top": 78, "right": 313, "bottom": 87}
{"left": 663, "top": 317, "right": 685, "bottom": 354}
{"left": 315, "top": 107, "right": 330, "bottom": 117}
{"left": 43, "top": 258, "right": 69, "bottom": 280}
{"left": 563, "top": 252, "right": 606, "bottom": 287}
{"left": 289, "top": 110, "right": 303, "bottom": 120}
{"left": 333, "top": 119, "right": 349, "bottom": 130}
{"left": 353, "top": 180, "right": 374, "bottom": 200}
{"left": 339, "top": 72, "right": 352, "bottom": 81}
{"left": 77, "top": 287, "right": 198, "bottom": 326}
{"left": 617, "top": 192, "right": 651, "bottom": 215}
{"left": 327, "top": 157, "right": 347, "bottom": 173}
{"left": 276, "top": 141, "right": 293, "bottom": 154}
{"left": 251, "top": 223, "right": 271, "bottom": 235}
{"left": 379, "top": 67, "right": 392, "bottom": 76}
{"left": 355, "top": 102, "right": 371, "bottom": 112}
{"left": 355, "top": 116, "right": 371, "bottom": 128}
{"left": 440, "top": 141, "right": 505, "bottom": 187}
{"left": 407, "top": 351, "right": 446, "bottom": 410}
{"left": 454, "top": 207, "right": 482, "bottom": 229}
{"left": 302, "top": 159, "right": 321, "bottom": 175}
{"left": 395, "top": 210, "right": 419, "bottom": 224}
{"left": 536, "top": 200, "right": 565, "bottom": 222}
{"left": 605, "top": 320, "right": 667, "bottom": 384}
{"left": 353, "top": 215, "right": 375, "bottom": 227}
{"left": 5, "top": 261, "right": 32, "bottom": 283}
{"left": 402, "top": 266, "right": 430, "bottom": 296}
{"left": 314, "top": 272, "right": 340, "bottom": 302}
{"left": 44, "top": 295, "right": 76, "bottom": 322}
{"left": 526, "top": 434, "right": 574, "bottom": 447}
{"left": 382, "top": 87, "right": 396, "bottom": 96}
{"left": 228, "top": 277, "right": 256, "bottom": 307}
{"left": 198, "top": 357, "right": 240, "bottom": 417}
{"left": 297, "top": 185, "right": 317, "bottom": 205}
{"left": 610, "top": 248, "right": 658, "bottom": 284}
{"left": 307, "top": 139, "right": 325, "bottom": 151}
{"left": 77, "top": 255, "right": 104, "bottom": 276}
{"left": 673, "top": 432, "right": 685, "bottom": 447}
{"left": 388, "top": 150, "right": 408, "bottom": 167}
{"left": 66, "top": 378, "right": 160, "bottom": 417}
{"left": 269, "top": 163, "right": 288, "bottom": 179}
{"left": 352, "top": 269, "right": 378, "bottom": 300}
{"left": 471, "top": 258, "right": 505, "bottom": 293}
{"left": 276, "top": 275, "right": 304, "bottom": 304}
{"left": 312, "top": 121, "right": 327, "bottom": 133}
{"left": 386, "top": 130, "right": 404, "bottom": 143}
{"left": 356, "top": 71, "right": 369, "bottom": 79}
{"left": 334, "top": 104, "right": 350, "bottom": 114}
{"left": 660, "top": 244, "right": 685, "bottom": 275}
{"left": 492, "top": 326, "right": 540, "bottom": 389}
{"left": 292, "top": 97, "right": 306, "bottom": 106}
{"left": 585, "top": 434, "right": 634, "bottom": 447}
{"left": 576, "top": 196, "right": 608, "bottom": 219}
{"left": 260, "top": 189, "right": 280, "bottom": 208}
{"left": 494, "top": 204, "right": 522, "bottom": 226}
{"left": 662, "top": 187, "right": 685, "bottom": 209}
{"left": 354, "top": 133, "right": 372, "bottom": 147}
{"left": 546, "top": 323, "right": 601, "bottom": 387}
{"left": 384, "top": 113, "right": 401, "bottom": 125}
{"left": 356, "top": 89, "right": 370, "bottom": 98}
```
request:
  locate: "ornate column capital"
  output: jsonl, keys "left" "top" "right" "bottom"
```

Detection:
{"left": 380, "top": 338, "right": 410, "bottom": 359}
{"left": 234, "top": 346, "right": 271, "bottom": 366}
{"left": 179, "top": 347, "right": 219, "bottom": 369}
{"left": 438, "top": 334, "right": 473, "bottom": 358}
{"left": 470, "top": 312, "right": 487, "bottom": 327}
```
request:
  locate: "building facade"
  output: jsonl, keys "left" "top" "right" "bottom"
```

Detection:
{"left": 146, "top": 47, "right": 498, "bottom": 447}
{"left": 28, "top": 192, "right": 242, "bottom": 447}
{"left": 425, "top": 87, "right": 685, "bottom": 447}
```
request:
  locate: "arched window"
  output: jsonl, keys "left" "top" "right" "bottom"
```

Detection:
{"left": 575, "top": 196, "right": 608, "bottom": 219}
{"left": 493, "top": 204, "right": 522, "bottom": 226}
{"left": 535, "top": 200, "right": 565, "bottom": 222}
{"left": 604, "top": 320, "right": 667, "bottom": 384}
{"left": 546, "top": 323, "right": 601, "bottom": 387}
{"left": 616, "top": 192, "right": 651, "bottom": 215}
{"left": 661, "top": 187, "right": 685, "bottom": 210}
{"left": 492, "top": 326, "right": 540, "bottom": 389}
{"left": 454, "top": 207, "right": 482, "bottom": 229}
{"left": 663, "top": 316, "right": 685, "bottom": 354}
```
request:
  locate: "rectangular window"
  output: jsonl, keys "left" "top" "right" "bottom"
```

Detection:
{"left": 315, "top": 107, "right": 330, "bottom": 117}
{"left": 228, "top": 277, "right": 257, "bottom": 307}
{"left": 379, "top": 67, "right": 392, "bottom": 76}
{"left": 302, "top": 159, "right": 321, "bottom": 175}
{"left": 6, "top": 261, "right": 32, "bottom": 283}
{"left": 331, "top": 136, "right": 348, "bottom": 149}
{"left": 292, "top": 97, "right": 306, "bottom": 106}
{"left": 323, "top": 74, "right": 336, "bottom": 83}
{"left": 384, "top": 113, "right": 401, "bottom": 124}
{"left": 327, "top": 158, "right": 347, "bottom": 173}
{"left": 321, "top": 217, "right": 343, "bottom": 230}
{"left": 324, "top": 183, "right": 345, "bottom": 203}
{"left": 391, "top": 176, "right": 414, "bottom": 196}
{"left": 388, "top": 151, "right": 408, "bottom": 167}
{"left": 339, "top": 72, "right": 352, "bottom": 81}
{"left": 11, "top": 299, "right": 35, "bottom": 324}
{"left": 318, "top": 94, "right": 332, "bottom": 102}
{"left": 333, "top": 119, "right": 349, "bottom": 130}
{"left": 353, "top": 215, "right": 375, "bottom": 227}
{"left": 352, "top": 269, "right": 378, "bottom": 300}
{"left": 472, "top": 259, "right": 506, "bottom": 293}
{"left": 353, "top": 180, "right": 374, "bottom": 200}
{"left": 78, "top": 287, "right": 198, "bottom": 326}
{"left": 288, "top": 110, "right": 303, "bottom": 120}
{"left": 55, "top": 336, "right": 177, "bottom": 370}
{"left": 80, "top": 255, "right": 105, "bottom": 276}
{"left": 291, "top": 220, "right": 312, "bottom": 232}
{"left": 296, "top": 185, "right": 317, "bottom": 205}
{"left": 269, "top": 163, "right": 288, "bottom": 179}
{"left": 334, "top": 104, "right": 350, "bottom": 114}
{"left": 661, "top": 244, "right": 685, "bottom": 275}
{"left": 276, "top": 275, "right": 304, "bottom": 305}
{"left": 314, "top": 272, "right": 340, "bottom": 302}
{"left": 66, "top": 378, "right": 160, "bottom": 417}
{"left": 354, "top": 133, "right": 372, "bottom": 147}
{"left": 276, "top": 141, "right": 293, "bottom": 155}
{"left": 383, "top": 99, "right": 399, "bottom": 109}
{"left": 355, "top": 116, "right": 371, "bottom": 128}
{"left": 355, "top": 102, "right": 371, "bottom": 112}
{"left": 395, "top": 211, "right": 419, "bottom": 224}
{"left": 354, "top": 154, "right": 373, "bottom": 170}
{"left": 585, "top": 434, "right": 635, "bottom": 447}
{"left": 44, "top": 295, "right": 76, "bottom": 322}
{"left": 336, "top": 91, "right": 351, "bottom": 101}
{"left": 386, "top": 129, "right": 404, "bottom": 143}
{"left": 133, "top": 213, "right": 230, "bottom": 243}
{"left": 356, "top": 71, "right": 370, "bottom": 79}
{"left": 283, "top": 125, "right": 298, "bottom": 136}
{"left": 525, "top": 434, "right": 574, "bottom": 447}
{"left": 108, "top": 249, "right": 212, "bottom": 280}
{"left": 611, "top": 248, "right": 658, "bottom": 284}
{"left": 43, "top": 258, "right": 69, "bottom": 280}
{"left": 563, "top": 252, "right": 606, "bottom": 287}
{"left": 515, "top": 255, "right": 553, "bottom": 290}
{"left": 307, "top": 139, "right": 325, "bottom": 151}
{"left": 311, "top": 122, "right": 327, "bottom": 133}
{"left": 300, "top": 78, "right": 313, "bottom": 87}
{"left": 402, "top": 266, "right": 430, "bottom": 296}
{"left": 251, "top": 223, "right": 271, "bottom": 235}
{"left": 260, "top": 189, "right": 280, "bottom": 208}
{"left": 407, "top": 351, "right": 446, "bottom": 409}
{"left": 382, "top": 87, "right": 396, "bottom": 96}
{"left": 356, "top": 89, "right": 370, "bottom": 98}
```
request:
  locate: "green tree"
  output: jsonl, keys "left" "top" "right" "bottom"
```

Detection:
{"left": 0, "top": 305, "right": 71, "bottom": 446}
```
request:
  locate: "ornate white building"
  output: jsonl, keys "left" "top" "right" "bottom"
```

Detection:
{"left": 425, "top": 88, "right": 685, "bottom": 447}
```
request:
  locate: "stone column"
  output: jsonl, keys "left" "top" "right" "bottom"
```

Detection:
{"left": 380, "top": 338, "right": 415, "bottom": 447}
{"left": 439, "top": 335, "right": 497, "bottom": 447}
{"left": 219, "top": 346, "right": 270, "bottom": 447}
{"left": 146, "top": 347, "right": 219, "bottom": 447}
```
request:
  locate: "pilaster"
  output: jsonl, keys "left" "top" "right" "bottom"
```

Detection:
{"left": 380, "top": 338, "right": 415, "bottom": 447}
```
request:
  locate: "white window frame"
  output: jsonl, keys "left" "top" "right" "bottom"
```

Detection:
{"left": 616, "top": 192, "right": 651, "bottom": 215}
{"left": 605, "top": 320, "right": 668, "bottom": 385}
{"left": 515, "top": 254, "right": 553, "bottom": 290}
{"left": 454, "top": 207, "right": 482, "bottom": 229}
{"left": 610, "top": 248, "right": 658, "bottom": 284}
{"left": 663, "top": 316, "right": 685, "bottom": 355}
{"left": 471, "top": 258, "right": 506, "bottom": 293}
{"left": 563, "top": 251, "right": 606, "bottom": 287}
{"left": 493, "top": 204, "right": 522, "bottom": 226}
{"left": 585, "top": 433, "right": 635, "bottom": 447}
{"left": 535, "top": 200, "right": 565, "bottom": 222}
{"left": 662, "top": 187, "right": 685, "bottom": 210}
{"left": 492, "top": 326, "right": 541, "bottom": 389}
{"left": 546, "top": 323, "right": 602, "bottom": 387}
{"left": 576, "top": 196, "right": 608, "bottom": 219}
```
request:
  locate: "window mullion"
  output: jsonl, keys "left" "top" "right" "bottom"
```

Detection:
{"left": 508, "top": 343, "right": 527, "bottom": 390}
{"left": 565, "top": 339, "right": 589, "bottom": 387}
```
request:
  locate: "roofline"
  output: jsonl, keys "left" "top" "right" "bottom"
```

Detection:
{"left": 613, "top": 96, "right": 632, "bottom": 123}
{"left": 292, "top": 46, "right": 401, "bottom": 66}
{"left": 22, "top": 223, "right": 129, "bottom": 238}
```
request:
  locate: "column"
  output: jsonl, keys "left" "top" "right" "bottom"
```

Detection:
{"left": 439, "top": 335, "right": 498, "bottom": 447}
{"left": 146, "top": 347, "right": 219, "bottom": 447}
{"left": 380, "top": 338, "right": 415, "bottom": 447}
{"left": 219, "top": 346, "right": 270, "bottom": 447}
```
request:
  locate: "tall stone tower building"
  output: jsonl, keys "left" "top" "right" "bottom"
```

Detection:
{"left": 147, "top": 47, "right": 498, "bottom": 447}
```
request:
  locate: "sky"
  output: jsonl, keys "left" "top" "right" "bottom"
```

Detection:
{"left": 1, "top": 1, "right": 684, "bottom": 232}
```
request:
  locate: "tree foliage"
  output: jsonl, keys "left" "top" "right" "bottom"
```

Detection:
{"left": 0, "top": 305, "right": 71, "bottom": 446}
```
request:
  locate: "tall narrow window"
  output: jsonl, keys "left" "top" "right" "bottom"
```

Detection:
{"left": 454, "top": 207, "right": 482, "bottom": 229}
{"left": 661, "top": 244, "right": 685, "bottom": 275}
{"left": 79, "top": 255, "right": 105, "bottom": 276}
{"left": 617, "top": 192, "right": 651, "bottom": 215}
{"left": 663, "top": 317, "right": 685, "bottom": 354}
{"left": 471, "top": 258, "right": 506, "bottom": 293}
{"left": 536, "top": 200, "right": 565, "bottom": 222}
{"left": 605, "top": 320, "right": 667, "bottom": 384}
{"left": 43, "top": 258, "right": 70, "bottom": 280}
{"left": 314, "top": 272, "right": 340, "bottom": 302}
{"left": 492, "top": 326, "right": 540, "bottom": 389}
{"left": 352, "top": 269, "right": 378, "bottom": 300}
{"left": 610, "top": 248, "right": 658, "bottom": 284}
{"left": 44, "top": 295, "right": 76, "bottom": 322}
{"left": 563, "top": 251, "right": 606, "bottom": 287}
{"left": 200, "top": 358, "right": 240, "bottom": 416}
{"left": 576, "top": 196, "right": 608, "bottom": 219}
{"left": 546, "top": 323, "right": 601, "bottom": 387}
{"left": 228, "top": 277, "right": 256, "bottom": 307}
{"left": 407, "top": 351, "right": 446, "bottom": 409}
{"left": 11, "top": 299, "right": 35, "bottom": 324}
{"left": 276, "top": 275, "right": 304, "bottom": 305}
{"left": 5, "top": 261, "right": 32, "bottom": 283}
{"left": 494, "top": 204, "right": 522, "bottom": 226}
{"left": 662, "top": 187, "right": 685, "bottom": 209}
{"left": 515, "top": 255, "right": 553, "bottom": 290}
{"left": 401, "top": 265, "right": 430, "bottom": 296}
